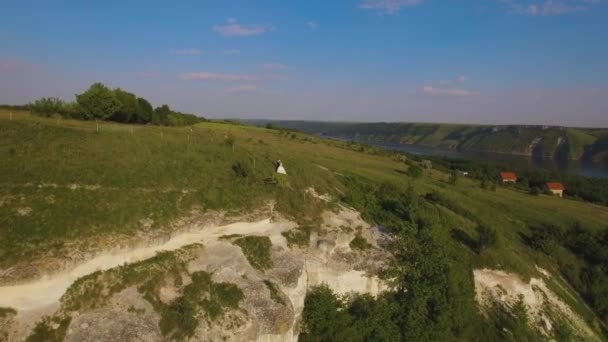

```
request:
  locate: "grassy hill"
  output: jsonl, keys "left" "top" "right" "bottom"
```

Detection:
{"left": 2, "top": 110, "right": 608, "bottom": 340}
{"left": 254, "top": 120, "right": 608, "bottom": 162}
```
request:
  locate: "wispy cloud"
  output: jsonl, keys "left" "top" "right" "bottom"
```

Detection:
{"left": 359, "top": 0, "right": 422, "bottom": 15}
{"left": 213, "top": 18, "right": 270, "bottom": 37}
{"left": 501, "top": 0, "right": 601, "bottom": 16}
{"left": 228, "top": 84, "right": 259, "bottom": 93}
{"left": 262, "top": 63, "right": 288, "bottom": 70}
{"left": 181, "top": 72, "right": 261, "bottom": 82}
{"left": 223, "top": 49, "right": 241, "bottom": 55}
{"left": 421, "top": 85, "right": 479, "bottom": 96}
{"left": 170, "top": 48, "right": 202, "bottom": 55}
{"left": 307, "top": 20, "right": 319, "bottom": 30}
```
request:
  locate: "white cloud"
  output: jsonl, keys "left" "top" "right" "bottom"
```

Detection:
{"left": 213, "top": 18, "right": 270, "bottom": 37}
{"left": 500, "top": 0, "right": 600, "bottom": 16}
{"left": 359, "top": 0, "right": 421, "bottom": 15}
{"left": 170, "top": 48, "right": 202, "bottom": 55}
{"left": 307, "top": 20, "right": 319, "bottom": 30}
{"left": 421, "top": 85, "right": 479, "bottom": 97}
{"left": 181, "top": 72, "right": 261, "bottom": 82}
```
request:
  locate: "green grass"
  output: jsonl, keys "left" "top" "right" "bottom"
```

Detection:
{"left": 58, "top": 244, "right": 243, "bottom": 341}
{"left": 160, "top": 271, "right": 244, "bottom": 339}
{"left": 349, "top": 232, "right": 372, "bottom": 251}
{"left": 282, "top": 226, "right": 313, "bottom": 248}
{"left": 2, "top": 110, "right": 608, "bottom": 336}
{"left": 233, "top": 236, "right": 273, "bottom": 271}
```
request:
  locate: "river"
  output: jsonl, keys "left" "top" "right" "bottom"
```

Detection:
{"left": 351, "top": 141, "right": 608, "bottom": 179}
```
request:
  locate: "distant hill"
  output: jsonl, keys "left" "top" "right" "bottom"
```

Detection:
{"left": 247, "top": 120, "right": 608, "bottom": 162}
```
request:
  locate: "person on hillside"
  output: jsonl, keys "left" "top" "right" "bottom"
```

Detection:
{"left": 275, "top": 160, "right": 287, "bottom": 175}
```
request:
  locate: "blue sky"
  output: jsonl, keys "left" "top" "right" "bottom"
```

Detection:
{"left": 1, "top": 0, "right": 607, "bottom": 126}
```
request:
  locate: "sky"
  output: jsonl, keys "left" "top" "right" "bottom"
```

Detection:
{"left": 1, "top": 0, "right": 607, "bottom": 127}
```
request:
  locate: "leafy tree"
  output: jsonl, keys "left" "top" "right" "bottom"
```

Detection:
{"left": 153, "top": 104, "right": 171, "bottom": 125}
{"left": 136, "top": 97, "right": 153, "bottom": 123}
{"left": 299, "top": 286, "right": 359, "bottom": 342}
{"left": 75, "top": 83, "right": 120, "bottom": 120}
{"left": 112, "top": 88, "right": 139, "bottom": 123}
{"left": 29, "top": 97, "right": 66, "bottom": 117}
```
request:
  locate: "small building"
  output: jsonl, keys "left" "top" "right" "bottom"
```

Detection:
{"left": 546, "top": 182, "right": 565, "bottom": 197}
{"left": 276, "top": 160, "right": 287, "bottom": 175}
{"left": 458, "top": 170, "right": 469, "bottom": 176}
{"left": 500, "top": 172, "right": 517, "bottom": 183}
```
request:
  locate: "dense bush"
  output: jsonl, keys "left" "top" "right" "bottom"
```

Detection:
{"left": 312, "top": 177, "right": 498, "bottom": 341}
{"left": 526, "top": 223, "right": 608, "bottom": 323}
{"left": 231, "top": 161, "right": 251, "bottom": 178}
{"left": 27, "top": 82, "right": 205, "bottom": 126}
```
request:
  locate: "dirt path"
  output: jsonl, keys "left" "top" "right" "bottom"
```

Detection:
{"left": 0, "top": 218, "right": 292, "bottom": 312}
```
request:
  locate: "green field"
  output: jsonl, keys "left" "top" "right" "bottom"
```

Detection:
{"left": 2, "top": 110, "right": 608, "bottom": 339}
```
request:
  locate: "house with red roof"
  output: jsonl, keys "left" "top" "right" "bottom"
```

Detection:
{"left": 546, "top": 182, "right": 565, "bottom": 198}
{"left": 500, "top": 172, "right": 517, "bottom": 183}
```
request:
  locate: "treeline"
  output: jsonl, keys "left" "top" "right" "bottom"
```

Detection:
{"left": 25, "top": 83, "right": 205, "bottom": 126}
{"left": 428, "top": 156, "right": 608, "bottom": 206}
{"left": 526, "top": 223, "right": 608, "bottom": 324}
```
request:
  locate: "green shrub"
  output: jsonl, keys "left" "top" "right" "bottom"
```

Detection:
{"left": 232, "top": 161, "right": 250, "bottom": 178}
{"left": 233, "top": 236, "right": 273, "bottom": 270}
{"left": 25, "top": 316, "right": 71, "bottom": 342}
{"left": 476, "top": 224, "right": 498, "bottom": 253}
{"left": 0, "top": 307, "right": 17, "bottom": 317}
{"left": 350, "top": 233, "right": 372, "bottom": 251}
{"left": 282, "top": 226, "right": 312, "bottom": 248}
{"left": 407, "top": 164, "right": 423, "bottom": 178}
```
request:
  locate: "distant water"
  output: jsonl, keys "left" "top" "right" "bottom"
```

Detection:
{"left": 347, "top": 140, "right": 608, "bottom": 179}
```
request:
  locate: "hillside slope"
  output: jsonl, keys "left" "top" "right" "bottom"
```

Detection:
{"left": 1, "top": 111, "right": 608, "bottom": 341}
{"left": 254, "top": 120, "right": 608, "bottom": 162}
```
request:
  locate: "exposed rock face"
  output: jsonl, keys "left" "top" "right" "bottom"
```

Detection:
{"left": 65, "top": 310, "right": 162, "bottom": 342}
{"left": 0, "top": 203, "right": 390, "bottom": 341}
{"left": 474, "top": 268, "right": 600, "bottom": 342}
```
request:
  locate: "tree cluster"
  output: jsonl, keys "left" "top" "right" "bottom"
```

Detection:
{"left": 28, "top": 82, "right": 204, "bottom": 126}
{"left": 526, "top": 223, "right": 608, "bottom": 323}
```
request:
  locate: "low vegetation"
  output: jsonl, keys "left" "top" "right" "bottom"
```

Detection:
{"left": 2, "top": 110, "right": 608, "bottom": 339}
{"left": 25, "top": 316, "right": 71, "bottom": 342}
{"left": 0, "top": 307, "right": 16, "bottom": 318}
{"left": 59, "top": 245, "right": 243, "bottom": 341}
{"left": 159, "top": 271, "right": 244, "bottom": 339}
{"left": 233, "top": 236, "right": 273, "bottom": 271}
{"left": 24, "top": 83, "right": 204, "bottom": 126}
{"left": 282, "top": 226, "right": 312, "bottom": 248}
{"left": 263, "top": 280, "right": 285, "bottom": 306}
{"left": 349, "top": 233, "right": 372, "bottom": 251}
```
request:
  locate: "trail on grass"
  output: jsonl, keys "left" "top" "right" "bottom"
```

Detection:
{"left": 0, "top": 219, "right": 290, "bottom": 312}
